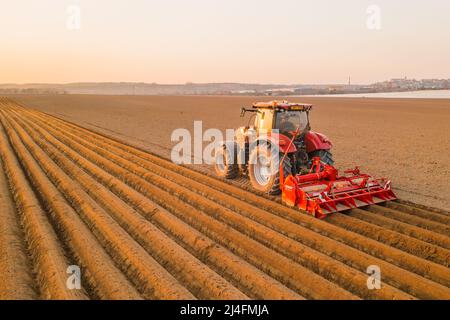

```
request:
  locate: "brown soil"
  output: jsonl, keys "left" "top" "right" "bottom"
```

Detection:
{"left": 12, "top": 94, "right": 450, "bottom": 211}
{"left": 0, "top": 97, "right": 449, "bottom": 300}
{"left": 0, "top": 155, "right": 36, "bottom": 299}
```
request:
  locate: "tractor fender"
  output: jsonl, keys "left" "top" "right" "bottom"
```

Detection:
{"left": 251, "top": 132, "right": 297, "bottom": 154}
{"left": 304, "top": 131, "right": 332, "bottom": 153}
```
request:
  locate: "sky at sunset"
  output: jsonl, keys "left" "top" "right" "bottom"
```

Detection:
{"left": 1, "top": 0, "right": 449, "bottom": 84}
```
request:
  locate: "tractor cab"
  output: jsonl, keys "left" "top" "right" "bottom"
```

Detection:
{"left": 241, "top": 101, "right": 312, "bottom": 136}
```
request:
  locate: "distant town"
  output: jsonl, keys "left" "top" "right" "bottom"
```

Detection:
{"left": 0, "top": 78, "right": 449, "bottom": 96}
{"left": 232, "top": 78, "right": 450, "bottom": 96}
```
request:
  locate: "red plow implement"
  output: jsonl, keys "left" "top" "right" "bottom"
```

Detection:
{"left": 281, "top": 157, "right": 397, "bottom": 219}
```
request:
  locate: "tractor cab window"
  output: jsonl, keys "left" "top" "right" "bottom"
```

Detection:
{"left": 275, "top": 111, "right": 308, "bottom": 133}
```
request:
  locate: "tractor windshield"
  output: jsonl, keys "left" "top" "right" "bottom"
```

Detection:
{"left": 275, "top": 111, "right": 308, "bottom": 133}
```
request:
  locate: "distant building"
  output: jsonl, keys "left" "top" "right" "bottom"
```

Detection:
{"left": 370, "top": 77, "right": 449, "bottom": 91}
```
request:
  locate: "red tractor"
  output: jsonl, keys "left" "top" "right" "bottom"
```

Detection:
{"left": 214, "top": 101, "right": 396, "bottom": 218}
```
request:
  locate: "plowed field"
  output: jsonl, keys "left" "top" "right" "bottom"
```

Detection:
{"left": 0, "top": 97, "right": 449, "bottom": 300}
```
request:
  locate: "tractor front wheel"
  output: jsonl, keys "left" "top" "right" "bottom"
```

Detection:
{"left": 214, "top": 146, "right": 238, "bottom": 179}
{"left": 248, "top": 145, "right": 292, "bottom": 195}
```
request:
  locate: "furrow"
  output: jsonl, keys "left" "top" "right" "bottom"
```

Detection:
{"left": 397, "top": 199, "right": 450, "bottom": 217}
{"left": 6, "top": 101, "right": 450, "bottom": 300}
{"left": 327, "top": 212, "right": 450, "bottom": 267}
{"left": 1, "top": 110, "right": 143, "bottom": 300}
{"left": 21, "top": 107, "right": 448, "bottom": 298}
{"left": 366, "top": 205, "right": 449, "bottom": 236}
{"left": 9, "top": 111, "right": 248, "bottom": 300}
{"left": 1, "top": 109, "right": 195, "bottom": 300}
{"left": 385, "top": 202, "right": 450, "bottom": 225}
{"left": 11, "top": 109, "right": 302, "bottom": 300}
{"left": 18, "top": 108, "right": 358, "bottom": 299}
{"left": 0, "top": 112, "right": 88, "bottom": 300}
{"left": 345, "top": 208, "right": 450, "bottom": 250}
{"left": 0, "top": 152, "right": 37, "bottom": 300}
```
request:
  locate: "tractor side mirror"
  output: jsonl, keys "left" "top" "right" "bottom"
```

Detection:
{"left": 240, "top": 107, "right": 258, "bottom": 118}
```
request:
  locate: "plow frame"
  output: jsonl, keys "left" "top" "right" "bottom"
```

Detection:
{"left": 279, "top": 130, "right": 396, "bottom": 218}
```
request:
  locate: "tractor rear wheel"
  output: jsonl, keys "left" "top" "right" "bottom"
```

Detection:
{"left": 248, "top": 145, "right": 292, "bottom": 195}
{"left": 214, "top": 146, "right": 238, "bottom": 179}
{"left": 309, "top": 149, "right": 334, "bottom": 166}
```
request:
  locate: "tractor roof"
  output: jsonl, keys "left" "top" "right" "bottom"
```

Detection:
{"left": 252, "top": 100, "right": 312, "bottom": 111}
